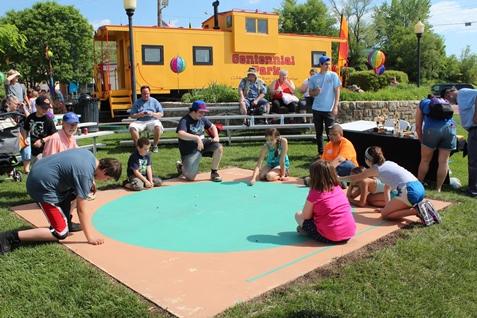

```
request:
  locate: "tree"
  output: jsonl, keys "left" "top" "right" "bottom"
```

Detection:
{"left": 0, "top": 23, "right": 27, "bottom": 70}
{"left": 0, "top": 1, "right": 93, "bottom": 87}
{"left": 275, "top": 0, "right": 337, "bottom": 36}
{"left": 372, "top": 0, "right": 447, "bottom": 82}
{"left": 329, "top": 0, "right": 375, "bottom": 70}
{"left": 458, "top": 45, "right": 477, "bottom": 83}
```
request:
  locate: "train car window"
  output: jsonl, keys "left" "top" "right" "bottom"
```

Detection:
{"left": 311, "top": 51, "right": 327, "bottom": 67}
{"left": 245, "top": 18, "right": 256, "bottom": 33}
{"left": 226, "top": 16, "right": 232, "bottom": 28}
{"left": 258, "top": 19, "right": 268, "bottom": 34}
{"left": 142, "top": 45, "right": 164, "bottom": 65}
{"left": 193, "top": 46, "right": 213, "bottom": 65}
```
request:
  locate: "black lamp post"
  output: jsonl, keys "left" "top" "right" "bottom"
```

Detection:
{"left": 414, "top": 20, "right": 425, "bottom": 88}
{"left": 124, "top": 0, "right": 137, "bottom": 103}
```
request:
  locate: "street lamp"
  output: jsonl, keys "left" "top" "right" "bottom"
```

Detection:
{"left": 124, "top": 0, "right": 137, "bottom": 103}
{"left": 414, "top": 20, "right": 425, "bottom": 88}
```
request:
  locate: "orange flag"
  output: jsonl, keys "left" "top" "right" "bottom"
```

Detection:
{"left": 338, "top": 14, "right": 349, "bottom": 69}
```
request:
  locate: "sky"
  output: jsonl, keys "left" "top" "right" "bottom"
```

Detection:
{"left": 1, "top": 0, "right": 476, "bottom": 57}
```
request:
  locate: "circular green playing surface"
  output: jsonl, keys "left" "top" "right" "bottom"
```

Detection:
{"left": 93, "top": 181, "right": 311, "bottom": 253}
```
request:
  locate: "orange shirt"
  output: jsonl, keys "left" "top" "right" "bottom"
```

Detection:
{"left": 321, "top": 137, "right": 358, "bottom": 167}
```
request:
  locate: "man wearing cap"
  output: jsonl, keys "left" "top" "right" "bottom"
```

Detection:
{"left": 175, "top": 100, "right": 223, "bottom": 182}
{"left": 21, "top": 94, "right": 57, "bottom": 166}
{"left": 43, "top": 112, "right": 80, "bottom": 157}
{"left": 238, "top": 66, "right": 270, "bottom": 125}
{"left": 128, "top": 85, "right": 164, "bottom": 153}
{"left": 4, "top": 69, "right": 30, "bottom": 110}
{"left": 308, "top": 56, "right": 342, "bottom": 157}
{"left": 443, "top": 86, "right": 477, "bottom": 198}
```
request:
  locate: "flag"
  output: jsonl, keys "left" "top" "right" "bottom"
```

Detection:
{"left": 338, "top": 14, "right": 348, "bottom": 69}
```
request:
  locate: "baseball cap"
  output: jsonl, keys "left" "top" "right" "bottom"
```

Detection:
{"left": 36, "top": 95, "right": 52, "bottom": 109}
{"left": 63, "top": 112, "right": 80, "bottom": 124}
{"left": 319, "top": 56, "right": 331, "bottom": 65}
{"left": 190, "top": 100, "right": 209, "bottom": 112}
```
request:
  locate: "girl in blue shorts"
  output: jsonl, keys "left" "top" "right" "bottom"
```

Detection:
{"left": 340, "top": 146, "right": 441, "bottom": 226}
{"left": 249, "top": 128, "right": 289, "bottom": 186}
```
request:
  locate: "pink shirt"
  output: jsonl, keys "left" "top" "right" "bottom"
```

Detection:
{"left": 43, "top": 129, "right": 79, "bottom": 157}
{"left": 307, "top": 185, "right": 356, "bottom": 242}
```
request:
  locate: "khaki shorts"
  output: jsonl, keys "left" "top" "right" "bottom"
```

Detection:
{"left": 129, "top": 120, "right": 164, "bottom": 134}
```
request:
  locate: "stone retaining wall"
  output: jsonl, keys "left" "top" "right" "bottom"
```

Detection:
{"left": 161, "top": 101, "right": 420, "bottom": 126}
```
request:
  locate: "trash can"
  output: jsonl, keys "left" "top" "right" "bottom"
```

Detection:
{"left": 73, "top": 94, "right": 99, "bottom": 132}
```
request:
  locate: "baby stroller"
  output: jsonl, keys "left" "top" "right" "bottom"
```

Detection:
{"left": 0, "top": 112, "right": 24, "bottom": 182}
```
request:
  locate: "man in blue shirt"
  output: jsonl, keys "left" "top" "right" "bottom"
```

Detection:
{"left": 443, "top": 87, "right": 477, "bottom": 197}
{"left": 128, "top": 85, "right": 164, "bottom": 153}
{"left": 308, "top": 56, "right": 341, "bottom": 157}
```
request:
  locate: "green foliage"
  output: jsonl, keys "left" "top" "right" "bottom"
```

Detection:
{"left": 457, "top": 46, "right": 477, "bottom": 83}
{"left": 275, "top": 0, "right": 337, "bottom": 36}
{"left": 0, "top": 23, "right": 27, "bottom": 69}
{"left": 341, "top": 82, "right": 429, "bottom": 101}
{"left": 181, "top": 82, "right": 240, "bottom": 103}
{"left": 348, "top": 70, "right": 408, "bottom": 91}
{"left": 0, "top": 1, "right": 93, "bottom": 86}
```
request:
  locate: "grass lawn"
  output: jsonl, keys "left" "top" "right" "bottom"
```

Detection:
{"left": 1, "top": 120, "right": 476, "bottom": 317}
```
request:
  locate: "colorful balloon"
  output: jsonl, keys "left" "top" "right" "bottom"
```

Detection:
{"left": 373, "top": 65, "right": 385, "bottom": 75}
{"left": 170, "top": 56, "right": 186, "bottom": 73}
{"left": 368, "top": 50, "right": 386, "bottom": 69}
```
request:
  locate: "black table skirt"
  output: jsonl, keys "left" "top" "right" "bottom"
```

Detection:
{"left": 343, "top": 129, "right": 466, "bottom": 184}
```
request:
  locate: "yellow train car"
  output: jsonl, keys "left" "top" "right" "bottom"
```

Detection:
{"left": 93, "top": 8, "right": 344, "bottom": 118}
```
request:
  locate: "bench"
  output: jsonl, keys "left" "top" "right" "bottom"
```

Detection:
{"left": 118, "top": 114, "right": 316, "bottom": 146}
{"left": 55, "top": 122, "right": 98, "bottom": 130}
{"left": 74, "top": 130, "right": 114, "bottom": 154}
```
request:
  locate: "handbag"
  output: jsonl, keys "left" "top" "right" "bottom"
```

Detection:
{"left": 206, "top": 123, "right": 223, "bottom": 138}
{"left": 282, "top": 93, "right": 299, "bottom": 104}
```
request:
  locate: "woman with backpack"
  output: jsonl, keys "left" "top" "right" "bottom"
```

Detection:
{"left": 415, "top": 94, "right": 457, "bottom": 192}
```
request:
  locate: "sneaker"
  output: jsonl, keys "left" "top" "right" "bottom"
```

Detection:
{"left": 0, "top": 231, "right": 14, "bottom": 256}
{"left": 211, "top": 171, "right": 222, "bottom": 182}
{"left": 304, "top": 176, "right": 310, "bottom": 187}
{"left": 424, "top": 200, "right": 442, "bottom": 224}
{"left": 175, "top": 161, "right": 183, "bottom": 176}
{"left": 152, "top": 146, "right": 159, "bottom": 153}
{"left": 415, "top": 201, "right": 434, "bottom": 226}
{"left": 69, "top": 222, "right": 83, "bottom": 232}
{"left": 122, "top": 179, "right": 129, "bottom": 187}
{"left": 296, "top": 225, "right": 308, "bottom": 236}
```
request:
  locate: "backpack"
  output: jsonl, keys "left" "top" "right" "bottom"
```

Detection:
{"left": 427, "top": 97, "right": 454, "bottom": 120}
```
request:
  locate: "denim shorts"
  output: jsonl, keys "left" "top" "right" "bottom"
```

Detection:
{"left": 422, "top": 124, "right": 456, "bottom": 151}
{"left": 245, "top": 98, "right": 268, "bottom": 114}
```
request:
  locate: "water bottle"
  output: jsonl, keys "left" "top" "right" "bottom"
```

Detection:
{"left": 250, "top": 115, "right": 255, "bottom": 127}
{"left": 280, "top": 115, "right": 284, "bottom": 125}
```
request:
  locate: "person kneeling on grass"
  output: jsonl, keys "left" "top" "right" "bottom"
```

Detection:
{"left": 249, "top": 128, "right": 289, "bottom": 185}
{"left": 295, "top": 160, "right": 356, "bottom": 244}
{"left": 346, "top": 166, "right": 386, "bottom": 207}
{"left": 339, "top": 146, "right": 441, "bottom": 226}
{"left": 175, "top": 100, "right": 223, "bottom": 182}
{"left": 0, "top": 148, "right": 122, "bottom": 256}
{"left": 123, "top": 137, "right": 163, "bottom": 191}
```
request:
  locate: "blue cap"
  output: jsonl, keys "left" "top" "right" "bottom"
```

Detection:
{"left": 63, "top": 112, "right": 80, "bottom": 124}
{"left": 319, "top": 55, "right": 331, "bottom": 65}
{"left": 191, "top": 100, "right": 209, "bottom": 112}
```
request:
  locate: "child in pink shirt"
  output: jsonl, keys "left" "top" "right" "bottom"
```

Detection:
{"left": 295, "top": 160, "right": 356, "bottom": 243}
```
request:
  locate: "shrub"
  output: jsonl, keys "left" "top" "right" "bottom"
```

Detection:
{"left": 181, "top": 82, "right": 240, "bottom": 103}
{"left": 348, "top": 70, "right": 408, "bottom": 91}
{"left": 340, "top": 83, "right": 431, "bottom": 101}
